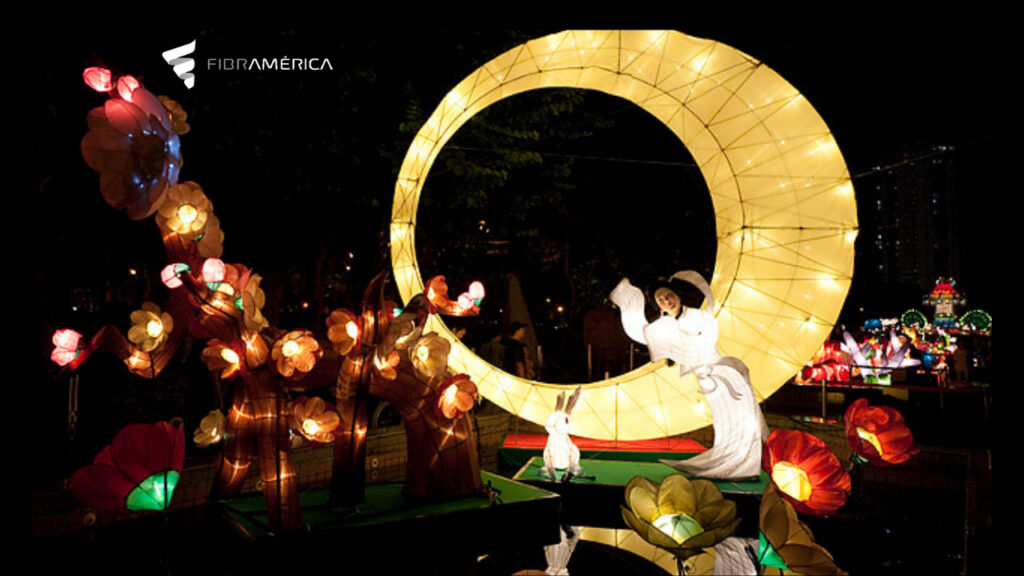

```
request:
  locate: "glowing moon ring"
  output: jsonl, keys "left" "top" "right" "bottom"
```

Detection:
{"left": 391, "top": 30, "right": 857, "bottom": 440}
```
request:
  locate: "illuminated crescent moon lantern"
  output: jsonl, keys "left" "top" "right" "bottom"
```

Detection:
{"left": 392, "top": 30, "right": 857, "bottom": 440}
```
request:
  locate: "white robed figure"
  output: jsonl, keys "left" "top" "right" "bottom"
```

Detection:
{"left": 610, "top": 271, "right": 768, "bottom": 480}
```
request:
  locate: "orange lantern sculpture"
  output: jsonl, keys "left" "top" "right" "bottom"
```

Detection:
{"left": 64, "top": 68, "right": 486, "bottom": 535}
{"left": 844, "top": 399, "right": 918, "bottom": 466}
{"left": 762, "top": 430, "right": 850, "bottom": 516}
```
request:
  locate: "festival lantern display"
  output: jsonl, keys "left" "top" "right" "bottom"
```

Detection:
{"left": 620, "top": 475, "right": 741, "bottom": 563}
{"left": 843, "top": 399, "right": 918, "bottom": 466}
{"left": 840, "top": 329, "right": 919, "bottom": 385}
{"left": 70, "top": 422, "right": 185, "bottom": 512}
{"left": 391, "top": 29, "right": 858, "bottom": 440}
{"left": 797, "top": 341, "right": 851, "bottom": 384}
{"left": 63, "top": 68, "right": 489, "bottom": 534}
{"left": 758, "top": 483, "right": 846, "bottom": 575}
{"left": 763, "top": 430, "right": 850, "bottom": 516}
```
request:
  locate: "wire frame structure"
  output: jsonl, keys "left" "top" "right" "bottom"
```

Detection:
{"left": 391, "top": 29, "right": 857, "bottom": 440}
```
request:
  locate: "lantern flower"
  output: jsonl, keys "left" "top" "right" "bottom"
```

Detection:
{"left": 127, "top": 301, "right": 173, "bottom": 353}
{"left": 156, "top": 181, "right": 212, "bottom": 237}
{"left": 373, "top": 350, "right": 401, "bottom": 380}
{"left": 758, "top": 484, "right": 847, "bottom": 575}
{"left": 844, "top": 399, "right": 918, "bottom": 466}
{"left": 763, "top": 430, "right": 851, "bottom": 516}
{"left": 201, "top": 339, "right": 243, "bottom": 379}
{"left": 241, "top": 273, "right": 269, "bottom": 333}
{"left": 82, "top": 67, "right": 113, "bottom": 92}
{"left": 157, "top": 96, "right": 191, "bottom": 135}
{"left": 70, "top": 421, "right": 185, "bottom": 512}
{"left": 436, "top": 374, "right": 478, "bottom": 420}
{"left": 326, "top": 308, "right": 360, "bottom": 355}
{"left": 271, "top": 330, "right": 322, "bottom": 378}
{"left": 621, "top": 475, "right": 741, "bottom": 560}
{"left": 195, "top": 214, "right": 225, "bottom": 258}
{"left": 424, "top": 275, "right": 481, "bottom": 316}
{"left": 160, "top": 263, "right": 190, "bottom": 289}
{"left": 193, "top": 410, "right": 226, "bottom": 448}
{"left": 411, "top": 332, "right": 451, "bottom": 381}
{"left": 201, "top": 257, "right": 226, "bottom": 284}
{"left": 288, "top": 396, "right": 341, "bottom": 444}
{"left": 51, "top": 328, "right": 83, "bottom": 366}
{"left": 80, "top": 72, "right": 182, "bottom": 220}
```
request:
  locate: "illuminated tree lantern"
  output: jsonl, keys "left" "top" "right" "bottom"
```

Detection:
{"left": 82, "top": 67, "right": 112, "bottom": 92}
{"left": 620, "top": 475, "right": 740, "bottom": 561}
{"left": 127, "top": 301, "right": 173, "bottom": 353}
{"left": 70, "top": 422, "right": 185, "bottom": 512}
{"left": 436, "top": 374, "right": 477, "bottom": 419}
{"left": 160, "top": 263, "right": 190, "bottom": 289}
{"left": 193, "top": 410, "right": 226, "bottom": 448}
{"left": 242, "top": 331, "right": 269, "bottom": 368}
{"left": 156, "top": 181, "right": 211, "bottom": 236}
{"left": 758, "top": 484, "right": 846, "bottom": 575}
{"left": 844, "top": 399, "right": 918, "bottom": 466}
{"left": 271, "top": 330, "right": 322, "bottom": 379}
{"left": 124, "top": 350, "right": 152, "bottom": 374}
{"left": 50, "top": 329, "right": 82, "bottom": 366}
{"left": 80, "top": 71, "right": 181, "bottom": 220}
{"left": 201, "top": 339, "right": 243, "bottom": 379}
{"left": 763, "top": 430, "right": 850, "bottom": 516}
{"left": 326, "top": 308, "right": 361, "bottom": 355}
{"left": 411, "top": 332, "right": 450, "bottom": 381}
{"left": 288, "top": 396, "right": 341, "bottom": 444}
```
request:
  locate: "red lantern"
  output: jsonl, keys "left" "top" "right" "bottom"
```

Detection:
{"left": 70, "top": 422, "right": 185, "bottom": 512}
{"left": 844, "top": 398, "right": 918, "bottom": 466}
{"left": 762, "top": 430, "right": 851, "bottom": 516}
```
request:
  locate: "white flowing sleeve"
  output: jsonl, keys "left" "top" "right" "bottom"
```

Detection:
{"left": 609, "top": 278, "right": 649, "bottom": 345}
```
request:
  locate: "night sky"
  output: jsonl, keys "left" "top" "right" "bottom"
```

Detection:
{"left": 28, "top": 20, "right": 999, "bottom": 471}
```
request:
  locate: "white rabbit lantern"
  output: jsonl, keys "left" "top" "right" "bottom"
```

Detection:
{"left": 541, "top": 386, "right": 585, "bottom": 479}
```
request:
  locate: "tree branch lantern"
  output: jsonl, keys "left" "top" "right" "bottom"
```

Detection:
{"left": 58, "top": 68, "right": 485, "bottom": 534}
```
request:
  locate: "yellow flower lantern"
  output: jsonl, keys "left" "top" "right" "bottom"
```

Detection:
{"left": 193, "top": 410, "right": 225, "bottom": 447}
{"left": 201, "top": 339, "right": 242, "bottom": 379}
{"left": 127, "top": 301, "right": 173, "bottom": 352}
{"left": 411, "top": 332, "right": 451, "bottom": 381}
{"left": 288, "top": 396, "right": 341, "bottom": 444}
{"left": 157, "top": 181, "right": 211, "bottom": 236}
{"left": 326, "top": 308, "right": 361, "bottom": 356}
{"left": 241, "top": 273, "right": 269, "bottom": 333}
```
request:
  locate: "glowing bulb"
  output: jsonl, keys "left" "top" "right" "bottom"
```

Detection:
{"left": 443, "top": 384, "right": 458, "bottom": 404}
{"left": 177, "top": 203, "right": 198, "bottom": 225}
{"left": 302, "top": 419, "right": 320, "bottom": 435}
{"left": 856, "top": 427, "right": 884, "bottom": 456}
{"left": 772, "top": 461, "right": 812, "bottom": 502}
{"left": 652, "top": 513, "right": 704, "bottom": 545}
{"left": 282, "top": 340, "right": 300, "bottom": 357}
{"left": 146, "top": 319, "right": 163, "bottom": 338}
{"left": 416, "top": 345, "right": 431, "bottom": 362}
{"left": 220, "top": 348, "right": 240, "bottom": 365}
{"left": 346, "top": 321, "right": 359, "bottom": 340}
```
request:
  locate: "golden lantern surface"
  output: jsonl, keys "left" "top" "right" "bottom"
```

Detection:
{"left": 390, "top": 30, "right": 856, "bottom": 440}
{"left": 127, "top": 301, "right": 173, "bottom": 353}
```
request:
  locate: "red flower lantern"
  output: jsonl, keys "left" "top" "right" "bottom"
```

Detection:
{"left": 70, "top": 422, "right": 185, "bottom": 512}
{"left": 762, "top": 430, "right": 850, "bottom": 516}
{"left": 844, "top": 399, "right": 918, "bottom": 466}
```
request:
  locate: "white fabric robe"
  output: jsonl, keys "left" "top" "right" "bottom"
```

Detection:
{"left": 610, "top": 278, "right": 767, "bottom": 480}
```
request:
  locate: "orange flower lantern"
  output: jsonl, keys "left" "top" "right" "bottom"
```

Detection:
{"left": 271, "top": 330, "right": 322, "bottom": 379}
{"left": 762, "top": 430, "right": 851, "bottom": 516}
{"left": 844, "top": 399, "right": 918, "bottom": 466}
{"left": 436, "top": 374, "right": 477, "bottom": 420}
{"left": 288, "top": 396, "right": 341, "bottom": 444}
{"left": 201, "top": 339, "right": 243, "bottom": 379}
{"left": 326, "top": 308, "right": 361, "bottom": 355}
